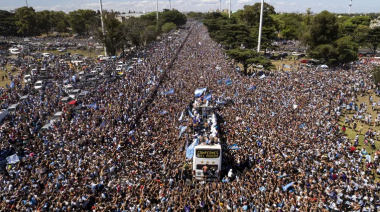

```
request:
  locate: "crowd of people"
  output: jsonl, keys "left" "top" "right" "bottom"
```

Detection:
{"left": 1, "top": 20, "right": 380, "bottom": 211}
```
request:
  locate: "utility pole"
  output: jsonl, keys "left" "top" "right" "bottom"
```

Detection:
{"left": 99, "top": 0, "right": 107, "bottom": 56}
{"left": 257, "top": 0, "right": 264, "bottom": 53}
{"left": 229, "top": 0, "right": 231, "bottom": 18}
{"left": 156, "top": 0, "right": 159, "bottom": 22}
{"left": 348, "top": 0, "right": 352, "bottom": 14}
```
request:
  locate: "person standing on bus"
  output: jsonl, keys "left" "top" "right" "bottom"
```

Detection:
{"left": 202, "top": 164, "right": 208, "bottom": 176}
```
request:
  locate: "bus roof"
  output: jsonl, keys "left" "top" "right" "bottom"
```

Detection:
{"left": 194, "top": 144, "right": 221, "bottom": 149}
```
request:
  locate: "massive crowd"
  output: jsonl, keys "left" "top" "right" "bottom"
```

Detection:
{"left": 0, "top": 21, "right": 380, "bottom": 212}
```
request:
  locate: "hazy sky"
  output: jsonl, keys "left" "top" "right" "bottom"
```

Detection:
{"left": 1, "top": 0, "right": 379, "bottom": 14}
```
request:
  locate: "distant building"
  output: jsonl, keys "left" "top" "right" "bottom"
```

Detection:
{"left": 370, "top": 17, "right": 380, "bottom": 29}
{"left": 209, "top": 9, "right": 215, "bottom": 13}
{"left": 116, "top": 12, "right": 145, "bottom": 22}
{"left": 222, "top": 9, "right": 229, "bottom": 14}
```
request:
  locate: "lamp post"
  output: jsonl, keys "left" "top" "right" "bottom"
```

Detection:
{"left": 99, "top": 0, "right": 107, "bottom": 56}
{"left": 229, "top": 0, "right": 231, "bottom": 18}
{"left": 219, "top": 0, "right": 221, "bottom": 13}
{"left": 257, "top": 0, "right": 264, "bottom": 53}
{"left": 156, "top": 0, "right": 159, "bottom": 21}
{"left": 169, "top": 0, "right": 171, "bottom": 10}
{"left": 25, "top": 0, "right": 28, "bottom": 7}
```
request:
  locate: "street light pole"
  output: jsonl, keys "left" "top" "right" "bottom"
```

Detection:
{"left": 25, "top": 0, "right": 28, "bottom": 7}
{"left": 257, "top": 0, "right": 264, "bottom": 53}
{"left": 229, "top": 0, "right": 231, "bottom": 18}
{"left": 156, "top": 0, "right": 159, "bottom": 22}
{"left": 99, "top": 0, "right": 107, "bottom": 56}
{"left": 169, "top": 0, "right": 171, "bottom": 10}
{"left": 219, "top": 0, "right": 221, "bottom": 13}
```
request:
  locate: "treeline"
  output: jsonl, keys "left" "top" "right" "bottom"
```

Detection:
{"left": 199, "top": 3, "right": 380, "bottom": 68}
{"left": 0, "top": 7, "right": 187, "bottom": 56}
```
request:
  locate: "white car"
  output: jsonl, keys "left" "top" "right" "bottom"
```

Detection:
{"left": 34, "top": 80, "right": 44, "bottom": 90}
{"left": 63, "top": 84, "right": 73, "bottom": 93}
{"left": 24, "top": 75, "right": 32, "bottom": 83}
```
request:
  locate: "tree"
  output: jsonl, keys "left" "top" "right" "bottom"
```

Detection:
{"left": 162, "top": 22, "right": 176, "bottom": 33}
{"left": 304, "top": 10, "right": 339, "bottom": 48}
{"left": 68, "top": 9, "right": 99, "bottom": 35}
{"left": 276, "top": 13, "right": 303, "bottom": 39}
{"left": 159, "top": 9, "right": 187, "bottom": 27}
{"left": 246, "top": 57, "right": 275, "bottom": 70}
{"left": 251, "top": 26, "right": 276, "bottom": 53}
{"left": 371, "top": 66, "right": 380, "bottom": 87}
{"left": 362, "top": 27, "right": 380, "bottom": 55}
{"left": 236, "top": 3, "right": 275, "bottom": 27}
{"left": 121, "top": 18, "right": 149, "bottom": 47}
{"left": 0, "top": 10, "right": 18, "bottom": 37}
{"left": 14, "top": 6, "right": 37, "bottom": 36}
{"left": 335, "top": 36, "right": 358, "bottom": 64}
{"left": 36, "top": 10, "right": 52, "bottom": 35}
{"left": 140, "top": 25, "right": 157, "bottom": 46}
{"left": 51, "top": 11, "right": 69, "bottom": 33}
{"left": 308, "top": 44, "right": 337, "bottom": 64}
{"left": 94, "top": 11, "right": 122, "bottom": 56}
{"left": 226, "top": 48, "right": 258, "bottom": 71}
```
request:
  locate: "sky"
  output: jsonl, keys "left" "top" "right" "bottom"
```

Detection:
{"left": 0, "top": 0, "right": 379, "bottom": 14}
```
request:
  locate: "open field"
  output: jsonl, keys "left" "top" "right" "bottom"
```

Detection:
{"left": 338, "top": 92, "right": 380, "bottom": 157}
{"left": 0, "top": 65, "right": 19, "bottom": 88}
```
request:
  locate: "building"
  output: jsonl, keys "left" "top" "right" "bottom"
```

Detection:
{"left": 209, "top": 9, "right": 215, "bottom": 13}
{"left": 370, "top": 17, "right": 380, "bottom": 29}
{"left": 116, "top": 12, "right": 145, "bottom": 22}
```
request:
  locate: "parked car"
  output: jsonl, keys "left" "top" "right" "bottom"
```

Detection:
{"left": 34, "top": 80, "right": 45, "bottom": 90}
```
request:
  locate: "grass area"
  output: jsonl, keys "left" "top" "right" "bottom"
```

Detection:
{"left": 0, "top": 65, "right": 19, "bottom": 88}
{"left": 338, "top": 92, "right": 380, "bottom": 157}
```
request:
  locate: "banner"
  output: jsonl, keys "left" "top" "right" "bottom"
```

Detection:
{"left": 186, "top": 138, "right": 199, "bottom": 159}
{"left": 158, "top": 110, "right": 168, "bottom": 115}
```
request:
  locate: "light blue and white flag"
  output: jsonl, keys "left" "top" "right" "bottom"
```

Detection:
{"left": 203, "top": 93, "right": 212, "bottom": 101}
{"left": 186, "top": 138, "right": 199, "bottom": 159}
{"left": 283, "top": 182, "right": 295, "bottom": 191}
{"left": 195, "top": 87, "right": 207, "bottom": 97}
{"left": 188, "top": 109, "right": 194, "bottom": 118}
{"left": 163, "top": 88, "right": 174, "bottom": 95}
{"left": 178, "top": 125, "right": 187, "bottom": 138}
{"left": 178, "top": 111, "right": 184, "bottom": 121}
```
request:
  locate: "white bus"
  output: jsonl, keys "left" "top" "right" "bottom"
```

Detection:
{"left": 193, "top": 144, "right": 222, "bottom": 181}
{"left": 189, "top": 102, "right": 222, "bottom": 181}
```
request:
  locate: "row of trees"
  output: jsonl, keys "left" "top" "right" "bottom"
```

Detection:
{"left": 0, "top": 7, "right": 187, "bottom": 56}
{"left": 200, "top": 4, "right": 380, "bottom": 69}
{"left": 95, "top": 9, "right": 186, "bottom": 55}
